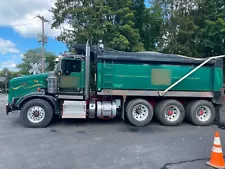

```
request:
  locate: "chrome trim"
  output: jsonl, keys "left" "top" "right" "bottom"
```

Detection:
{"left": 98, "top": 90, "right": 213, "bottom": 98}
{"left": 84, "top": 41, "right": 90, "bottom": 100}
{"left": 57, "top": 95, "right": 83, "bottom": 100}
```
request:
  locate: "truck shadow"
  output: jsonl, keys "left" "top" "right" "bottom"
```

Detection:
{"left": 9, "top": 113, "right": 210, "bottom": 133}
{"left": 49, "top": 116, "right": 169, "bottom": 134}
{"left": 49, "top": 116, "right": 194, "bottom": 130}
{"left": 51, "top": 116, "right": 124, "bottom": 127}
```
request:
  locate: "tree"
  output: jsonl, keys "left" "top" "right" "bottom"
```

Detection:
{"left": 51, "top": 0, "right": 144, "bottom": 52}
{"left": 152, "top": 0, "right": 225, "bottom": 58}
{"left": 195, "top": 0, "right": 225, "bottom": 57}
{"left": 17, "top": 48, "right": 57, "bottom": 75}
{"left": 50, "top": 0, "right": 225, "bottom": 56}
{"left": 0, "top": 69, "right": 20, "bottom": 91}
{"left": 131, "top": 1, "right": 163, "bottom": 51}
{"left": 151, "top": 0, "right": 200, "bottom": 56}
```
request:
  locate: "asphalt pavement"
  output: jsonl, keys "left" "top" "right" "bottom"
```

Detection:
{"left": 0, "top": 94, "right": 224, "bottom": 169}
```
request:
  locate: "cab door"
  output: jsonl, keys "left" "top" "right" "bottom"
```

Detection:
{"left": 59, "top": 58, "right": 84, "bottom": 93}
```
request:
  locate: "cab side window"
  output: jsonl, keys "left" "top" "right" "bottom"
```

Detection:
{"left": 61, "top": 59, "right": 81, "bottom": 75}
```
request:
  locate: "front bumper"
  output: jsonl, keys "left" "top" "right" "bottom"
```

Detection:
{"left": 6, "top": 104, "right": 12, "bottom": 115}
{"left": 6, "top": 97, "right": 20, "bottom": 115}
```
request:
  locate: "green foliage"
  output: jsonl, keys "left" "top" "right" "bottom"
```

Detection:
{"left": 155, "top": 0, "right": 225, "bottom": 58}
{"left": 133, "top": 1, "right": 163, "bottom": 51}
{"left": 17, "top": 48, "right": 57, "bottom": 75}
{"left": 51, "top": 0, "right": 225, "bottom": 58}
{"left": 0, "top": 69, "right": 18, "bottom": 80}
{"left": 197, "top": 0, "right": 225, "bottom": 57}
{"left": 0, "top": 69, "right": 19, "bottom": 90}
{"left": 51, "top": 0, "right": 144, "bottom": 51}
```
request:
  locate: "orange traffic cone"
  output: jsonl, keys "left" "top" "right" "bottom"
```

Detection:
{"left": 206, "top": 131, "right": 225, "bottom": 169}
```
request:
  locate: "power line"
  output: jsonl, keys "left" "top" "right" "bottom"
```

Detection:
{"left": 10, "top": 17, "right": 37, "bottom": 27}
{"left": 12, "top": 22, "right": 34, "bottom": 27}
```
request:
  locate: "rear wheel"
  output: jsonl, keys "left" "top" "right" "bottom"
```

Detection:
{"left": 155, "top": 99, "right": 185, "bottom": 126}
{"left": 125, "top": 100, "right": 133, "bottom": 115}
{"left": 126, "top": 99, "right": 154, "bottom": 127}
{"left": 20, "top": 99, "right": 53, "bottom": 128}
{"left": 185, "top": 101, "right": 195, "bottom": 123}
{"left": 186, "top": 100, "right": 215, "bottom": 126}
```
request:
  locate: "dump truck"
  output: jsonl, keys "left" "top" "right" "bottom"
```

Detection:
{"left": 6, "top": 42, "right": 225, "bottom": 128}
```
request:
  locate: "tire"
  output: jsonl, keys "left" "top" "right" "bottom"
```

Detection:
{"left": 123, "top": 100, "right": 133, "bottom": 122}
{"left": 186, "top": 100, "right": 216, "bottom": 126}
{"left": 20, "top": 99, "right": 53, "bottom": 128}
{"left": 155, "top": 99, "right": 185, "bottom": 126}
{"left": 125, "top": 100, "right": 133, "bottom": 115}
{"left": 126, "top": 99, "right": 153, "bottom": 127}
{"left": 185, "top": 101, "right": 195, "bottom": 123}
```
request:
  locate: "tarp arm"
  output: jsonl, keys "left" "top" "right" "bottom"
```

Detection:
{"left": 159, "top": 55, "right": 225, "bottom": 96}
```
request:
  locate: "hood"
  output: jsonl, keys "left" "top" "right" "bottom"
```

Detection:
{"left": 10, "top": 73, "right": 48, "bottom": 82}
{"left": 8, "top": 73, "right": 48, "bottom": 103}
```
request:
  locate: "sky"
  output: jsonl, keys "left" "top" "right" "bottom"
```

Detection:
{"left": 0, "top": 0, "right": 150, "bottom": 71}
{"left": 0, "top": 0, "right": 69, "bottom": 71}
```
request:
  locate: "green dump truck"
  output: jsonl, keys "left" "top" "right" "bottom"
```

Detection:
{"left": 6, "top": 42, "right": 225, "bottom": 128}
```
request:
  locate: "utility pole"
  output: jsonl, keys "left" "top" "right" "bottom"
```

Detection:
{"left": 4, "top": 68, "right": 8, "bottom": 94}
{"left": 37, "top": 15, "right": 48, "bottom": 73}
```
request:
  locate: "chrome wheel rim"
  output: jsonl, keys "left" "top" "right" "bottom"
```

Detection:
{"left": 27, "top": 106, "right": 45, "bottom": 123}
{"left": 196, "top": 106, "right": 211, "bottom": 122}
{"left": 132, "top": 104, "right": 149, "bottom": 121}
{"left": 165, "top": 105, "right": 180, "bottom": 122}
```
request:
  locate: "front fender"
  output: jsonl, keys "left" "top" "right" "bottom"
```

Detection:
{"left": 17, "top": 92, "right": 58, "bottom": 114}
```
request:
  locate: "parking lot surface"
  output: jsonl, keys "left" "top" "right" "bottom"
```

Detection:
{"left": 0, "top": 94, "right": 224, "bottom": 169}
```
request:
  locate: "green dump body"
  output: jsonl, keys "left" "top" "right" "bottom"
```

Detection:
{"left": 97, "top": 51, "right": 223, "bottom": 93}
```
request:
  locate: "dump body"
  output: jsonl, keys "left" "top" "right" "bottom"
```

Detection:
{"left": 97, "top": 51, "right": 223, "bottom": 94}
{"left": 97, "top": 62, "right": 223, "bottom": 91}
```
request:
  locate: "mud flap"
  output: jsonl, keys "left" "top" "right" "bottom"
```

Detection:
{"left": 121, "top": 102, "right": 125, "bottom": 120}
{"left": 215, "top": 105, "right": 225, "bottom": 129}
{"left": 121, "top": 96, "right": 126, "bottom": 121}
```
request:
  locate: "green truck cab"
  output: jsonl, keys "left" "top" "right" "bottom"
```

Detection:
{"left": 6, "top": 42, "right": 225, "bottom": 128}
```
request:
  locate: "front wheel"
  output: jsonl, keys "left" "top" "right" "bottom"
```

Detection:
{"left": 126, "top": 99, "right": 154, "bottom": 127}
{"left": 20, "top": 99, "right": 53, "bottom": 128}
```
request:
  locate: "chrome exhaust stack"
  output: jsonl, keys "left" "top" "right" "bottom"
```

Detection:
{"left": 84, "top": 40, "right": 90, "bottom": 100}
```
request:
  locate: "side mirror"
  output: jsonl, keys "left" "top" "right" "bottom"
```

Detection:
{"left": 57, "top": 70, "right": 62, "bottom": 75}
{"left": 97, "top": 40, "right": 104, "bottom": 54}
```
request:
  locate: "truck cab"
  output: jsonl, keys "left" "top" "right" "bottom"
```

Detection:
{"left": 6, "top": 42, "right": 103, "bottom": 127}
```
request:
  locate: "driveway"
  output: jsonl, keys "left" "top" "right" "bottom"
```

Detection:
{"left": 0, "top": 95, "right": 224, "bottom": 169}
